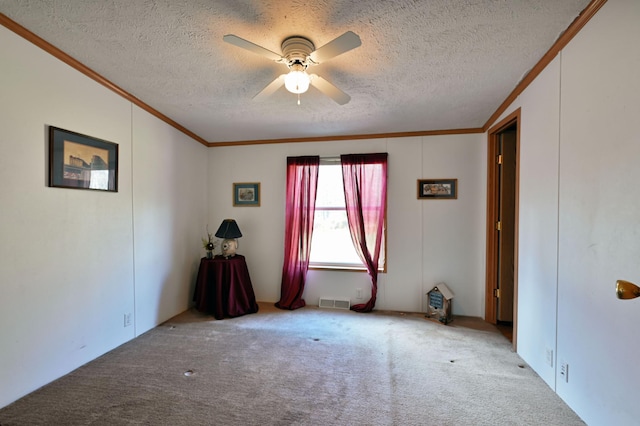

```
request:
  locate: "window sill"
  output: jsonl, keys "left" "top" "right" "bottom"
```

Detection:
{"left": 309, "top": 264, "right": 385, "bottom": 273}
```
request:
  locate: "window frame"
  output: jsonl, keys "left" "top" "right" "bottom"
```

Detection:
{"left": 308, "top": 157, "right": 387, "bottom": 273}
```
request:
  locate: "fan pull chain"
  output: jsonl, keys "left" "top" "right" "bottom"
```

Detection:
{"left": 297, "top": 94, "right": 301, "bottom": 105}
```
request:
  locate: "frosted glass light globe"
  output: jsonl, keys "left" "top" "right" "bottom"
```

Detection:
{"left": 284, "top": 70, "right": 310, "bottom": 94}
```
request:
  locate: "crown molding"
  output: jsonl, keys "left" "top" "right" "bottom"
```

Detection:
{"left": 208, "top": 127, "right": 484, "bottom": 147}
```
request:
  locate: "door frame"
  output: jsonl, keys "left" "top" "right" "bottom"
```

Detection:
{"left": 485, "top": 108, "right": 520, "bottom": 350}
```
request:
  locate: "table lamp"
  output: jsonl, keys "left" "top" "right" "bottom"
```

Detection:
{"left": 215, "top": 219, "right": 242, "bottom": 258}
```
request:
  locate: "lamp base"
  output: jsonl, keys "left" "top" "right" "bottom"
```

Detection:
{"left": 221, "top": 239, "right": 238, "bottom": 258}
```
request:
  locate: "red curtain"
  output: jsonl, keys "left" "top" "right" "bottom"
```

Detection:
{"left": 341, "top": 153, "right": 388, "bottom": 312}
{"left": 275, "top": 156, "right": 320, "bottom": 310}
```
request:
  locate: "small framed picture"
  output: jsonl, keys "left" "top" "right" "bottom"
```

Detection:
{"left": 417, "top": 179, "right": 457, "bottom": 199}
{"left": 49, "top": 126, "right": 118, "bottom": 192}
{"left": 233, "top": 182, "right": 260, "bottom": 206}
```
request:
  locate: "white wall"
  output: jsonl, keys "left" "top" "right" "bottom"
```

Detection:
{"left": 209, "top": 134, "right": 486, "bottom": 316}
{"left": 496, "top": 0, "right": 640, "bottom": 424}
{"left": 0, "top": 25, "right": 207, "bottom": 407}
{"left": 494, "top": 57, "right": 562, "bottom": 388}
{"left": 555, "top": 0, "right": 640, "bottom": 424}
{"left": 132, "top": 107, "right": 208, "bottom": 334}
{"left": 420, "top": 135, "right": 486, "bottom": 316}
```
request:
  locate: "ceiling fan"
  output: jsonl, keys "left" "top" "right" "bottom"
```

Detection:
{"left": 222, "top": 31, "right": 361, "bottom": 105}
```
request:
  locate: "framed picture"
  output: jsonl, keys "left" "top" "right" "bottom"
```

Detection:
{"left": 417, "top": 179, "right": 457, "bottom": 199}
{"left": 233, "top": 182, "right": 260, "bottom": 206}
{"left": 49, "top": 126, "right": 118, "bottom": 192}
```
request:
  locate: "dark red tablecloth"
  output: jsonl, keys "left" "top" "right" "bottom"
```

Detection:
{"left": 193, "top": 255, "right": 259, "bottom": 319}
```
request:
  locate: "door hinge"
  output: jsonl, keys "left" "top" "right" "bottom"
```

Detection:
{"left": 496, "top": 221, "right": 502, "bottom": 231}
{"left": 494, "top": 288, "right": 501, "bottom": 298}
{"left": 497, "top": 154, "right": 503, "bottom": 164}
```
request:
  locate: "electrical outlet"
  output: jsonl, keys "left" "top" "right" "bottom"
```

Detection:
{"left": 560, "top": 361, "right": 569, "bottom": 383}
{"left": 124, "top": 313, "right": 132, "bottom": 327}
{"left": 356, "top": 288, "right": 363, "bottom": 299}
{"left": 545, "top": 348, "right": 554, "bottom": 367}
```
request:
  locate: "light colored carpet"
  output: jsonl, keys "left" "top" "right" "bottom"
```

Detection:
{"left": 0, "top": 303, "right": 584, "bottom": 425}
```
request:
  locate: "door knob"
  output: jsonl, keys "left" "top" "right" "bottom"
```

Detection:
{"left": 616, "top": 280, "right": 640, "bottom": 300}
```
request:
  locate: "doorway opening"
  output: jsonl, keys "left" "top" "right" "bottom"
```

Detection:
{"left": 485, "top": 109, "right": 520, "bottom": 349}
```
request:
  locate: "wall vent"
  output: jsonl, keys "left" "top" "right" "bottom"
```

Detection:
{"left": 318, "top": 297, "right": 351, "bottom": 310}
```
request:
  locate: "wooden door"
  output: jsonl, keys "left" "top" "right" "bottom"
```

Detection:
{"left": 497, "top": 128, "right": 517, "bottom": 322}
{"left": 485, "top": 109, "right": 520, "bottom": 349}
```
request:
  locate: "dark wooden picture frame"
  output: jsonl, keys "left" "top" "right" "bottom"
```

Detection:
{"left": 417, "top": 179, "right": 457, "bottom": 199}
{"left": 233, "top": 182, "right": 260, "bottom": 206}
{"left": 49, "top": 126, "right": 118, "bottom": 192}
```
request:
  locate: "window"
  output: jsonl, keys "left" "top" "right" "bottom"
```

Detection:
{"left": 309, "top": 158, "right": 386, "bottom": 271}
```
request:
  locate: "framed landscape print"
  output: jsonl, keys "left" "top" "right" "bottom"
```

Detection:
{"left": 49, "top": 126, "right": 118, "bottom": 192}
{"left": 233, "top": 182, "right": 260, "bottom": 206}
{"left": 417, "top": 179, "right": 457, "bottom": 199}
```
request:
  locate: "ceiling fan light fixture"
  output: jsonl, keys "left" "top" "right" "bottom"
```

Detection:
{"left": 284, "top": 69, "right": 310, "bottom": 94}
{"left": 223, "top": 32, "right": 361, "bottom": 104}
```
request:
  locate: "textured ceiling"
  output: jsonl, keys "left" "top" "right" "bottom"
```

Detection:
{"left": 0, "top": 0, "right": 592, "bottom": 143}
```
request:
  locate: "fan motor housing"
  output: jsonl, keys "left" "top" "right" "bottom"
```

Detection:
{"left": 281, "top": 36, "right": 315, "bottom": 65}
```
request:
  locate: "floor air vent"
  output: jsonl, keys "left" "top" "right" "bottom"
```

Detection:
{"left": 319, "top": 298, "right": 351, "bottom": 309}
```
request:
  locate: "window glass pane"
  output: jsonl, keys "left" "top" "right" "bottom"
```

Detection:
{"left": 310, "top": 210, "right": 361, "bottom": 264}
{"left": 315, "top": 164, "right": 345, "bottom": 208}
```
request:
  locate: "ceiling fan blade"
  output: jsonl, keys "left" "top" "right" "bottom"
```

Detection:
{"left": 310, "top": 74, "right": 351, "bottom": 105}
{"left": 309, "top": 31, "right": 362, "bottom": 64}
{"left": 223, "top": 34, "right": 283, "bottom": 62}
{"left": 253, "top": 75, "right": 287, "bottom": 100}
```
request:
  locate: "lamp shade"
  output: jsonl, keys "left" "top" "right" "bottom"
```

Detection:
{"left": 215, "top": 219, "right": 242, "bottom": 239}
